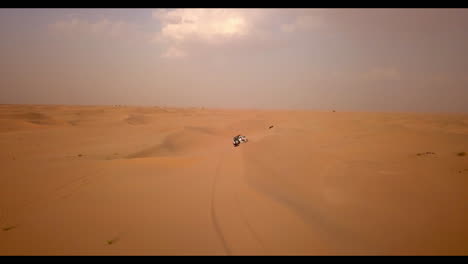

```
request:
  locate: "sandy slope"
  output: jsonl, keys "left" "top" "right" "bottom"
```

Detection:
{"left": 0, "top": 104, "right": 468, "bottom": 255}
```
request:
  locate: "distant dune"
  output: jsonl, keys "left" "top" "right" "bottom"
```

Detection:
{"left": 1, "top": 104, "right": 468, "bottom": 255}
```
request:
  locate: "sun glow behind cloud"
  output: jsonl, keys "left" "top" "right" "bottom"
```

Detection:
{"left": 3, "top": 8, "right": 468, "bottom": 111}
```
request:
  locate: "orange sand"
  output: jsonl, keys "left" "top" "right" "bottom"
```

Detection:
{"left": 1, "top": 104, "right": 467, "bottom": 255}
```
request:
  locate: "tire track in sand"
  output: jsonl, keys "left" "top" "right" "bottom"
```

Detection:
{"left": 210, "top": 139, "right": 267, "bottom": 255}
{"left": 210, "top": 148, "right": 232, "bottom": 255}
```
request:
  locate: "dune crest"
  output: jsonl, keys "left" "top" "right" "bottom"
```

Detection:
{"left": 1, "top": 105, "right": 468, "bottom": 255}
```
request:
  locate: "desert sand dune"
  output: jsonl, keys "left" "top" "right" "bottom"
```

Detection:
{"left": 124, "top": 114, "right": 153, "bottom": 126}
{"left": 1, "top": 105, "right": 468, "bottom": 255}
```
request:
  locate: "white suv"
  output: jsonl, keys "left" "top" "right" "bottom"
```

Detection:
{"left": 233, "top": 135, "right": 248, "bottom": 147}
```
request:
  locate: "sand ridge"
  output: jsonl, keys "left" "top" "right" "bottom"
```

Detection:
{"left": 1, "top": 105, "right": 468, "bottom": 255}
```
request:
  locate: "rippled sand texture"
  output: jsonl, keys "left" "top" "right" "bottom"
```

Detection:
{"left": 1, "top": 104, "right": 468, "bottom": 255}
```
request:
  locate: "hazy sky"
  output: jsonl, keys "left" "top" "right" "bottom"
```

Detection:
{"left": 1, "top": 8, "right": 468, "bottom": 112}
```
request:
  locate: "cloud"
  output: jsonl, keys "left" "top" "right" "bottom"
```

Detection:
{"left": 280, "top": 14, "right": 323, "bottom": 33}
{"left": 152, "top": 9, "right": 256, "bottom": 43}
{"left": 50, "top": 10, "right": 326, "bottom": 58}
{"left": 152, "top": 9, "right": 324, "bottom": 58}
{"left": 162, "top": 46, "right": 187, "bottom": 58}
{"left": 48, "top": 17, "right": 145, "bottom": 41}
{"left": 151, "top": 8, "right": 257, "bottom": 59}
